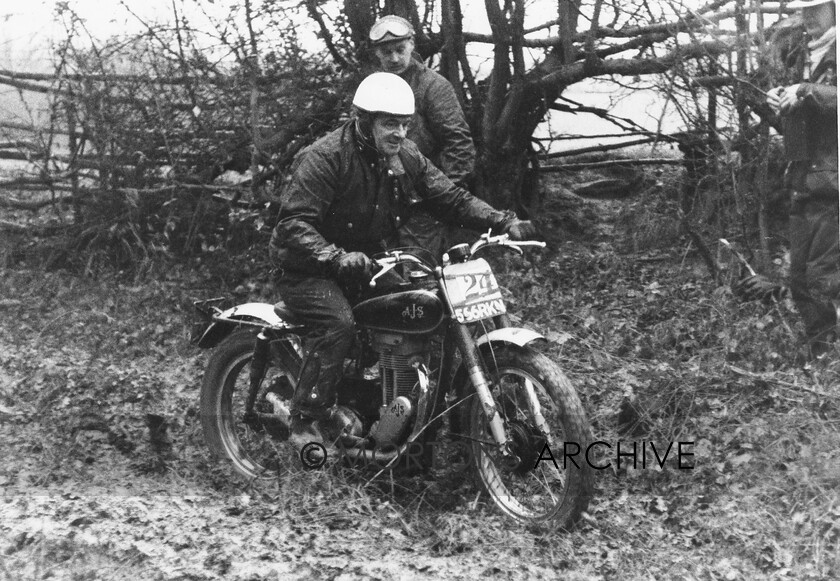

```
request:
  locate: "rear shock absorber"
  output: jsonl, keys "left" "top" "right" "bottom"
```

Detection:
{"left": 245, "top": 330, "right": 270, "bottom": 415}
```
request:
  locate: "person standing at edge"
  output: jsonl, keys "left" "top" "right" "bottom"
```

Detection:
{"left": 764, "top": 0, "right": 840, "bottom": 360}
{"left": 368, "top": 15, "right": 477, "bottom": 258}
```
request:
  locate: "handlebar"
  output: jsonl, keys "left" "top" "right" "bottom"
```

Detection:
{"left": 368, "top": 231, "right": 545, "bottom": 288}
{"left": 469, "top": 230, "right": 546, "bottom": 256}
{"left": 369, "top": 251, "right": 432, "bottom": 288}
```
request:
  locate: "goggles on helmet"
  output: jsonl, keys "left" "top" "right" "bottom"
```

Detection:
{"left": 369, "top": 15, "right": 414, "bottom": 44}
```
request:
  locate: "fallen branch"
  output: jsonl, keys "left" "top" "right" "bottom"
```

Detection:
{"left": 0, "top": 151, "right": 44, "bottom": 162}
{"left": 534, "top": 131, "right": 655, "bottom": 141}
{"left": 0, "top": 219, "right": 74, "bottom": 236}
{"left": 539, "top": 158, "right": 683, "bottom": 171}
{"left": 0, "top": 194, "right": 77, "bottom": 210}
{"left": 540, "top": 137, "right": 664, "bottom": 159}
{"left": 0, "top": 141, "right": 40, "bottom": 150}
{"left": 1, "top": 183, "right": 77, "bottom": 192}
{"left": 0, "top": 75, "right": 56, "bottom": 94}
{"left": 0, "top": 68, "right": 294, "bottom": 85}
{"left": 0, "top": 120, "right": 245, "bottom": 139}
{"left": 727, "top": 365, "right": 839, "bottom": 399}
{"left": 0, "top": 179, "right": 248, "bottom": 199}
{"left": 0, "top": 172, "right": 81, "bottom": 187}
{"left": 0, "top": 121, "right": 53, "bottom": 134}
{"left": 680, "top": 210, "right": 719, "bottom": 283}
{"left": 0, "top": 220, "right": 27, "bottom": 234}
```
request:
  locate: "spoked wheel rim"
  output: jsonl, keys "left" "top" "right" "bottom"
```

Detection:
{"left": 469, "top": 367, "right": 571, "bottom": 522}
{"left": 216, "top": 351, "right": 295, "bottom": 479}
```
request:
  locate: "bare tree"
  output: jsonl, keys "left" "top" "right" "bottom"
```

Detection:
{"left": 311, "top": 0, "right": 793, "bottom": 211}
{"left": 0, "top": 0, "right": 798, "bottom": 268}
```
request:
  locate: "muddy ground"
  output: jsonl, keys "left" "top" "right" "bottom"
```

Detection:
{"left": 1, "top": 189, "right": 839, "bottom": 580}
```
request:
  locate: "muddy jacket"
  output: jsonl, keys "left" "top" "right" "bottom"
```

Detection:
{"left": 400, "top": 59, "right": 475, "bottom": 186}
{"left": 781, "top": 36, "right": 837, "bottom": 197}
{"left": 270, "top": 120, "right": 512, "bottom": 276}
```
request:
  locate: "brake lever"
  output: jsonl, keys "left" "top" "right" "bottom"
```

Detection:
{"left": 369, "top": 261, "right": 396, "bottom": 288}
{"left": 506, "top": 240, "right": 546, "bottom": 254}
{"left": 506, "top": 244, "right": 525, "bottom": 256}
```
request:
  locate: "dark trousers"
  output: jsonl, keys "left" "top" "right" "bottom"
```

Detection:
{"left": 275, "top": 274, "right": 356, "bottom": 418}
{"left": 789, "top": 195, "right": 840, "bottom": 350}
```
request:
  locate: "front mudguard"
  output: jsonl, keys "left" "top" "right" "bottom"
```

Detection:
{"left": 450, "top": 326, "right": 546, "bottom": 397}
{"left": 474, "top": 327, "right": 546, "bottom": 349}
{"left": 196, "top": 302, "right": 296, "bottom": 349}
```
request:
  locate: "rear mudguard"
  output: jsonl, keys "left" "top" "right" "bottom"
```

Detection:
{"left": 196, "top": 302, "right": 299, "bottom": 349}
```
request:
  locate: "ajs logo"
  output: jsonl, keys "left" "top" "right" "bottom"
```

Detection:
{"left": 402, "top": 304, "right": 424, "bottom": 320}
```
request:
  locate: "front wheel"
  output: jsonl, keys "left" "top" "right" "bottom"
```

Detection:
{"left": 200, "top": 330, "right": 301, "bottom": 480}
{"left": 462, "top": 345, "right": 594, "bottom": 529}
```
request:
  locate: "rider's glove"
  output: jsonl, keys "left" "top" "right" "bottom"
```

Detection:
{"left": 732, "top": 274, "right": 788, "bottom": 303}
{"left": 332, "top": 252, "right": 375, "bottom": 282}
{"left": 503, "top": 219, "right": 537, "bottom": 241}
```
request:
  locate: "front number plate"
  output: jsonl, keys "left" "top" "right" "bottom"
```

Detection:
{"left": 443, "top": 258, "right": 506, "bottom": 323}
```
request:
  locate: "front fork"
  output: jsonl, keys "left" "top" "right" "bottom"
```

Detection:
{"left": 452, "top": 324, "right": 512, "bottom": 454}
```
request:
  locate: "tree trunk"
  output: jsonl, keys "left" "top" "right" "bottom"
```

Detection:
{"left": 66, "top": 96, "right": 82, "bottom": 224}
{"left": 439, "top": 0, "right": 466, "bottom": 106}
{"left": 245, "top": 0, "right": 261, "bottom": 201}
{"left": 477, "top": 45, "right": 569, "bottom": 210}
{"left": 343, "top": 0, "right": 375, "bottom": 49}
{"left": 752, "top": 0, "right": 772, "bottom": 272}
{"left": 475, "top": 0, "right": 580, "bottom": 210}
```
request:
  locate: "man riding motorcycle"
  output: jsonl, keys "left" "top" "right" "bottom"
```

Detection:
{"left": 269, "top": 72, "right": 535, "bottom": 450}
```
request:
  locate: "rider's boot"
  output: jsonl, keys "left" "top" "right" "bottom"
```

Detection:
{"left": 289, "top": 350, "right": 344, "bottom": 454}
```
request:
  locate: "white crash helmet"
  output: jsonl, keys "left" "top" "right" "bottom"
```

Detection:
{"left": 352, "top": 72, "right": 415, "bottom": 116}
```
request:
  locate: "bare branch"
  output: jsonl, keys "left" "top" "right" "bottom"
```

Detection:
{"left": 534, "top": 39, "right": 731, "bottom": 91}
{"left": 0, "top": 75, "right": 56, "bottom": 94}
{"left": 539, "top": 158, "right": 684, "bottom": 171}
{"left": 0, "top": 194, "right": 78, "bottom": 210}
{"left": 463, "top": 5, "right": 791, "bottom": 47}
{"left": 540, "top": 136, "right": 668, "bottom": 159}
{"left": 305, "top": 0, "right": 349, "bottom": 69}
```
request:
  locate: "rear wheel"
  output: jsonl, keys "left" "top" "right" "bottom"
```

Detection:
{"left": 463, "top": 345, "right": 593, "bottom": 529}
{"left": 200, "top": 330, "right": 301, "bottom": 480}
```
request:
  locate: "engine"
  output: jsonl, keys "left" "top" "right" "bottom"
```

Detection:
{"left": 370, "top": 332, "right": 430, "bottom": 404}
{"left": 366, "top": 331, "right": 432, "bottom": 447}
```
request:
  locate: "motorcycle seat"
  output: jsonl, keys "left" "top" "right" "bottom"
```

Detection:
{"left": 273, "top": 300, "right": 303, "bottom": 326}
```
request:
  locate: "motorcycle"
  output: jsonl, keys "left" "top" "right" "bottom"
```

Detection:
{"left": 194, "top": 231, "right": 594, "bottom": 529}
